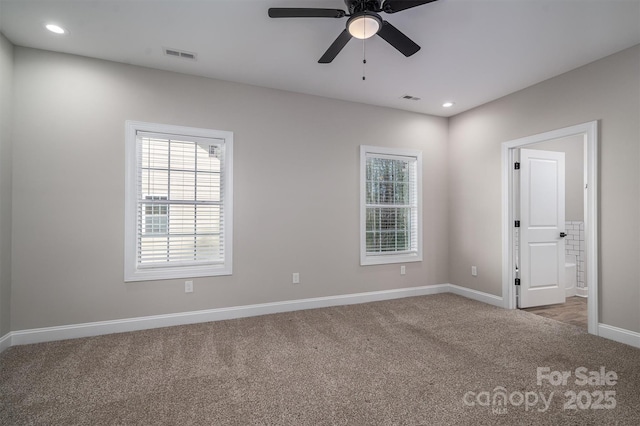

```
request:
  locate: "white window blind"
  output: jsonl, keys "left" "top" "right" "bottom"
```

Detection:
{"left": 365, "top": 153, "right": 418, "bottom": 254}
{"left": 360, "top": 146, "right": 422, "bottom": 266}
{"left": 125, "top": 122, "right": 233, "bottom": 281}
{"left": 137, "top": 131, "right": 225, "bottom": 267}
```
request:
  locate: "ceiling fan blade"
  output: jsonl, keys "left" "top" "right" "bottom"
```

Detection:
{"left": 268, "top": 8, "right": 346, "bottom": 18}
{"left": 318, "top": 29, "right": 352, "bottom": 63}
{"left": 377, "top": 21, "right": 420, "bottom": 57}
{"left": 383, "top": 0, "right": 438, "bottom": 14}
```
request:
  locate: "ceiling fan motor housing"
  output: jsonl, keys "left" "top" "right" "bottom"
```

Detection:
{"left": 345, "top": 0, "right": 382, "bottom": 14}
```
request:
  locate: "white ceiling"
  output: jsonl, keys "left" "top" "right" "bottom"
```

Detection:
{"left": 1, "top": 0, "right": 639, "bottom": 117}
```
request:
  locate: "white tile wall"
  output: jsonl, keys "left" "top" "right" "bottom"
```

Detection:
{"left": 565, "top": 221, "right": 586, "bottom": 289}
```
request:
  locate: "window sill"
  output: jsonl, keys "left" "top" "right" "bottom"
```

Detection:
{"left": 124, "top": 264, "right": 232, "bottom": 282}
{"left": 360, "top": 253, "right": 422, "bottom": 266}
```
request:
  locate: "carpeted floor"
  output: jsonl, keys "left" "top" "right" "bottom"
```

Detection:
{"left": 1, "top": 293, "right": 639, "bottom": 425}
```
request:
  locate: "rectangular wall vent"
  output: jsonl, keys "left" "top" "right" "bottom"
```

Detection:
{"left": 163, "top": 47, "right": 197, "bottom": 61}
{"left": 400, "top": 94, "right": 421, "bottom": 101}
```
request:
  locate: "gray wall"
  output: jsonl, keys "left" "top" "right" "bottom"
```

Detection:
{"left": 448, "top": 45, "right": 640, "bottom": 332}
{"left": 528, "top": 134, "right": 584, "bottom": 222}
{"left": 5, "top": 42, "right": 640, "bottom": 337}
{"left": 10, "top": 47, "right": 449, "bottom": 330}
{"left": 0, "top": 33, "right": 13, "bottom": 336}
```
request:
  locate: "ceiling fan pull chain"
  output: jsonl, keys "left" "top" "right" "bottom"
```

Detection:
{"left": 362, "top": 57, "right": 366, "bottom": 81}
{"left": 362, "top": 35, "right": 367, "bottom": 81}
{"left": 362, "top": 0, "right": 366, "bottom": 81}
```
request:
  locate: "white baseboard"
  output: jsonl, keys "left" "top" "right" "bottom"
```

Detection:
{"left": 598, "top": 324, "right": 640, "bottom": 349}
{"left": 9, "top": 284, "right": 451, "bottom": 348}
{"left": 576, "top": 287, "right": 588, "bottom": 297}
{"left": 447, "top": 284, "right": 504, "bottom": 307}
{"left": 7, "top": 284, "right": 635, "bottom": 352}
{"left": 0, "top": 332, "right": 11, "bottom": 353}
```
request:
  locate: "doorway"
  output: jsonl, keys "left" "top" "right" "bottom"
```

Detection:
{"left": 521, "top": 296, "right": 588, "bottom": 329}
{"left": 501, "top": 121, "right": 598, "bottom": 335}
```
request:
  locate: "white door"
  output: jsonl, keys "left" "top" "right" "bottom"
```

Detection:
{"left": 519, "top": 149, "right": 566, "bottom": 308}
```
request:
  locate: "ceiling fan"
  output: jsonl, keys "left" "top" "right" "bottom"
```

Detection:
{"left": 268, "top": 0, "right": 438, "bottom": 63}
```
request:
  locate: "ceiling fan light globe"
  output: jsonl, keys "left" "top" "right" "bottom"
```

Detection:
{"left": 348, "top": 15, "right": 380, "bottom": 39}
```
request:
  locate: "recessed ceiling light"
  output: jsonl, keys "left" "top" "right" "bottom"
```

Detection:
{"left": 45, "top": 24, "right": 67, "bottom": 34}
{"left": 442, "top": 102, "right": 455, "bottom": 108}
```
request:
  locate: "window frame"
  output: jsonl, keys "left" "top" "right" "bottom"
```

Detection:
{"left": 360, "top": 145, "right": 422, "bottom": 266}
{"left": 124, "top": 120, "right": 233, "bottom": 282}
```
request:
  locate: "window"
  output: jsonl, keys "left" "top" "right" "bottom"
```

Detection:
{"left": 144, "top": 196, "right": 168, "bottom": 235}
{"left": 125, "top": 121, "right": 233, "bottom": 281}
{"left": 360, "top": 146, "right": 422, "bottom": 265}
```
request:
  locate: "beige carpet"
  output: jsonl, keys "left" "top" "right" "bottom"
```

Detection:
{"left": 1, "top": 293, "right": 639, "bottom": 425}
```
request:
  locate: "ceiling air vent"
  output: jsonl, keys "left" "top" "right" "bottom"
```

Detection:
{"left": 400, "top": 94, "right": 421, "bottom": 101}
{"left": 163, "top": 47, "right": 197, "bottom": 61}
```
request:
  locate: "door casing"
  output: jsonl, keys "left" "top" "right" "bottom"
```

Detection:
{"left": 501, "top": 121, "right": 598, "bottom": 335}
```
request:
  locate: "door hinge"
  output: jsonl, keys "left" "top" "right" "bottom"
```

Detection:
{"left": 514, "top": 162, "right": 520, "bottom": 170}
{"left": 514, "top": 220, "right": 520, "bottom": 228}
{"left": 514, "top": 278, "right": 521, "bottom": 286}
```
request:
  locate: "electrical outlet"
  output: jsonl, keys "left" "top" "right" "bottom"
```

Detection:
{"left": 471, "top": 266, "right": 478, "bottom": 277}
{"left": 400, "top": 265, "right": 406, "bottom": 275}
{"left": 185, "top": 280, "right": 193, "bottom": 293}
{"left": 292, "top": 273, "right": 300, "bottom": 284}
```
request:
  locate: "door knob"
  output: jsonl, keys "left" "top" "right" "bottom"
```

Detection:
{"left": 559, "top": 232, "right": 567, "bottom": 238}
